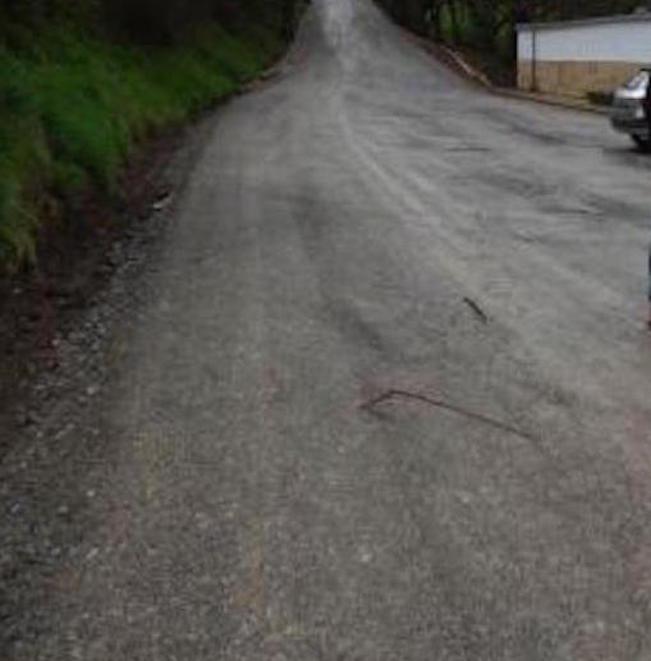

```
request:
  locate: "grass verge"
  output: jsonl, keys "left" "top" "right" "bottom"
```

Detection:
{"left": 0, "top": 22, "right": 283, "bottom": 271}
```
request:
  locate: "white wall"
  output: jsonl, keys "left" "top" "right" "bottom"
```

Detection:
{"left": 518, "top": 18, "right": 651, "bottom": 63}
{"left": 518, "top": 30, "right": 534, "bottom": 61}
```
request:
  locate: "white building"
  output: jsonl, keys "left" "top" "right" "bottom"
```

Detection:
{"left": 517, "top": 13, "right": 651, "bottom": 97}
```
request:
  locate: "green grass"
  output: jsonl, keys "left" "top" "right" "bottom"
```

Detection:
{"left": 0, "top": 22, "right": 282, "bottom": 270}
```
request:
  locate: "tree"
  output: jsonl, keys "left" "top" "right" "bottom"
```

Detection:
{"left": 379, "top": 0, "right": 644, "bottom": 54}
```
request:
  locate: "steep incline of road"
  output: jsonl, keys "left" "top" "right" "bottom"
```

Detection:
{"left": 3, "top": 1, "right": 651, "bottom": 658}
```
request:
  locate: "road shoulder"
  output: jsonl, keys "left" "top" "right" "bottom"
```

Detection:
{"left": 404, "top": 30, "right": 609, "bottom": 116}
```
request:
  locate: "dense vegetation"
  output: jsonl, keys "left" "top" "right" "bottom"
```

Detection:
{"left": 0, "top": 0, "right": 299, "bottom": 270}
{"left": 379, "top": 1, "right": 646, "bottom": 80}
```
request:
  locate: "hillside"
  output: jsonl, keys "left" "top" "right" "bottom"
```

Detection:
{"left": 0, "top": 0, "right": 299, "bottom": 271}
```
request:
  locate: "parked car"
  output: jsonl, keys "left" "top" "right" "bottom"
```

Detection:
{"left": 610, "top": 67, "right": 651, "bottom": 150}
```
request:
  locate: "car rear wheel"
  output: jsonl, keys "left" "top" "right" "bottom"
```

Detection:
{"left": 632, "top": 135, "right": 651, "bottom": 152}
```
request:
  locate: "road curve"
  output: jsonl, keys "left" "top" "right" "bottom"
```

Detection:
{"left": 4, "top": 0, "right": 651, "bottom": 658}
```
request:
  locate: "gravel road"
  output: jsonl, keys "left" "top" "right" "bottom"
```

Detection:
{"left": 3, "top": 0, "right": 651, "bottom": 659}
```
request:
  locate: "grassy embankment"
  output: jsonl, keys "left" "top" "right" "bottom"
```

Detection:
{"left": 0, "top": 17, "right": 284, "bottom": 271}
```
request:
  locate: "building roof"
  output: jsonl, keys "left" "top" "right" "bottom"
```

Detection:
{"left": 516, "top": 12, "right": 651, "bottom": 32}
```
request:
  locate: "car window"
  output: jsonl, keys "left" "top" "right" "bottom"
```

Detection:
{"left": 624, "top": 71, "right": 650, "bottom": 91}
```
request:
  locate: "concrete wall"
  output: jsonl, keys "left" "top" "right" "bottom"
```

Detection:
{"left": 517, "top": 15, "right": 651, "bottom": 97}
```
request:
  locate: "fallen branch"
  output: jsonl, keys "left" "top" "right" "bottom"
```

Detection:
{"left": 463, "top": 296, "right": 488, "bottom": 324}
{"left": 360, "top": 389, "right": 533, "bottom": 442}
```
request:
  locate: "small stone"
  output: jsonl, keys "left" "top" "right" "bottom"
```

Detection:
{"left": 359, "top": 548, "right": 373, "bottom": 564}
{"left": 152, "top": 192, "right": 173, "bottom": 212}
{"left": 86, "top": 489, "right": 96, "bottom": 499}
{"left": 17, "top": 410, "right": 38, "bottom": 428}
{"left": 57, "top": 505, "right": 69, "bottom": 515}
{"left": 457, "top": 491, "right": 472, "bottom": 505}
{"left": 86, "top": 385, "right": 99, "bottom": 397}
{"left": 85, "top": 547, "right": 99, "bottom": 561}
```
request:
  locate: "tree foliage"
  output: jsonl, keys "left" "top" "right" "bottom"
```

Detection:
{"left": 381, "top": 0, "right": 646, "bottom": 49}
{"left": 0, "top": 0, "right": 299, "bottom": 44}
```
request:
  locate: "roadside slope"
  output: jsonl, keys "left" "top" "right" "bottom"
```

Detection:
{"left": 0, "top": 3, "right": 291, "bottom": 271}
{"left": 0, "top": 2, "right": 297, "bottom": 457}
